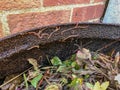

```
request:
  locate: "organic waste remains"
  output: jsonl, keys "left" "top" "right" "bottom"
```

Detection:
{"left": 0, "top": 48, "right": 120, "bottom": 90}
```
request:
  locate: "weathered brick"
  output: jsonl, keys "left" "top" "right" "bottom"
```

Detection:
{"left": 43, "top": 0, "right": 90, "bottom": 6}
{"left": 72, "top": 6, "right": 95, "bottom": 22}
{"left": 94, "top": 5, "right": 105, "bottom": 18}
{"left": 94, "top": 0, "right": 106, "bottom": 3}
{"left": 0, "top": 0, "right": 41, "bottom": 11}
{"left": 72, "top": 7, "right": 83, "bottom": 22}
{"left": 0, "top": 23, "right": 3, "bottom": 38}
{"left": 7, "top": 10, "right": 71, "bottom": 33}
{"left": 72, "top": 5, "right": 105, "bottom": 22}
{"left": 84, "top": 6, "right": 96, "bottom": 21}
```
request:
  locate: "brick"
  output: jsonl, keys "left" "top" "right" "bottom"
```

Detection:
{"left": 72, "top": 6, "right": 96, "bottom": 22}
{"left": 0, "top": 23, "right": 3, "bottom": 38}
{"left": 94, "top": 5, "right": 105, "bottom": 18}
{"left": 7, "top": 10, "right": 70, "bottom": 33}
{"left": 84, "top": 6, "right": 96, "bottom": 21}
{"left": 72, "top": 5, "right": 105, "bottom": 22}
{"left": 94, "top": 0, "right": 106, "bottom": 3}
{"left": 43, "top": 0, "right": 90, "bottom": 6}
{"left": 0, "top": 0, "right": 41, "bottom": 11}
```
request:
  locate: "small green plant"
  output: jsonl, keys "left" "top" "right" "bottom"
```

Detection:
{"left": 69, "top": 77, "right": 83, "bottom": 90}
{"left": 23, "top": 73, "right": 28, "bottom": 90}
{"left": 51, "top": 56, "right": 62, "bottom": 66}
{"left": 27, "top": 58, "right": 43, "bottom": 88}
{"left": 86, "top": 81, "right": 109, "bottom": 90}
{"left": 30, "top": 74, "right": 43, "bottom": 88}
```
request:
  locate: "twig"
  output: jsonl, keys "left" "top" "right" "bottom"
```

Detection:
{"left": 73, "top": 41, "right": 93, "bottom": 53}
{"left": 61, "top": 25, "right": 89, "bottom": 36}
{"left": 93, "top": 66, "right": 110, "bottom": 80}
{"left": 28, "top": 28, "right": 49, "bottom": 39}
{"left": 36, "top": 69, "right": 50, "bottom": 90}
{"left": 82, "top": 41, "right": 93, "bottom": 47}
{"left": 61, "top": 27, "right": 77, "bottom": 35}
{"left": 77, "top": 25, "right": 89, "bottom": 29}
{"left": 62, "top": 34, "right": 79, "bottom": 41}
{"left": 23, "top": 73, "right": 28, "bottom": 90}
{"left": 44, "top": 77, "right": 50, "bottom": 85}
{"left": 0, "top": 67, "right": 33, "bottom": 88}
{"left": 27, "top": 45, "right": 39, "bottom": 50}
{"left": 48, "top": 27, "right": 60, "bottom": 39}
{"left": 82, "top": 58, "right": 110, "bottom": 80}
{"left": 36, "top": 76, "right": 44, "bottom": 90}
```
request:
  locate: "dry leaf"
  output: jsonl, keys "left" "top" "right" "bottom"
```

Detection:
{"left": 76, "top": 48, "right": 91, "bottom": 65}
{"left": 114, "top": 74, "right": 120, "bottom": 84}
{"left": 115, "top": 52, "right": 120, "bottom": 64}
{"left": 28, "top": 58, "right": 39, "bottom": 72}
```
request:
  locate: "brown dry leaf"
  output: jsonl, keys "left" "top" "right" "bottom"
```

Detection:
{"left": 27, "top": 58, "right": 39, "bottom": 72}
{"left": 27, "top": 58, "right": 41, "bottom": 81}
{"left": 76, "top": 48, "right": 91, "bottom": 66}
{"left": 115, "top": 52, "right": 120, "bottom": 64}
{"left": 27, "top": 70, "right": 40, "bottom": 80}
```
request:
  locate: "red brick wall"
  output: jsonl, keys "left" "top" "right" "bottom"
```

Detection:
{"left": 0, "top": 0, "right": 106, "bottom": 38}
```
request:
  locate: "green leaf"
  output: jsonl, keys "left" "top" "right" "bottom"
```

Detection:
{"left": 30, "top": 74, "right": 43, "bottom": 88}
{"left": 91, "top": 53, "right": 98, "bottom": 60}
{"left": 93, "top": 55, "right": 98, "bottom": 60}
{"left": 63, "top": 60, "right": 72, "bottom": 67}
{"left": 71, "top": 61, "right": 77, "bottom": 67}
{"left": 86, "top": 81, "right": 109, "bottom": 90}
{"left": 86, "top": 83, "right": 94, "bottom": 90}
{"left": 69, "top": 78, "right": 82, "bottom": 87}
{"left": 71, "top": 61, "right": 80, "bottom": 70}
{"left": 93, "top": 81, "right": 101, "bottom": 90}
{"left": 57, "top": 65, "right": 66, "bottom": 72}
{"left": 101, "top": 81, "right": 109, "bottom": 90}
{"left": 60, "top": 77, "right": 68, "bottom": 84}
{"left": 23, "top": 73, "right": 28, "bottom": 90}
{"left": 51, "top": 56, "right": 62, "bottom": 66}
{"left": 85, "top": 74, "right": 90, "bottom": 79}
{"left": 70, "top": 54, "right": 76, "bottom": 61}
{"left": 69, "top": 78, "right": 78, "bottom": 87}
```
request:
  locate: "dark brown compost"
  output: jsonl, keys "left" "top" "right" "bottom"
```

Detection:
{"left": 0, "top": 23, "right": 120, "bottom": 78}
